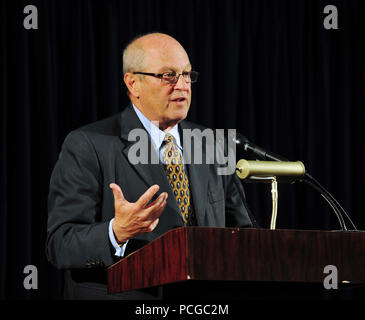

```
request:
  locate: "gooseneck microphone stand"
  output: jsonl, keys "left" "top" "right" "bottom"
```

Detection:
{"left": 235, "top": 134, "right": 357, "bottom": 231}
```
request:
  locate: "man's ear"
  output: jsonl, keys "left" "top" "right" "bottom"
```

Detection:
{"left": 124, "top": 73, "right": 140, "bottom": 98}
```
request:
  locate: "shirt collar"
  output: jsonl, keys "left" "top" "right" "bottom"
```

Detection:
{"left": 132, "top": 104, "right": 182, "bottom": 150}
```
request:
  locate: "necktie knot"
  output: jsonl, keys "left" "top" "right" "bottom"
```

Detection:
{"left": 163, "top": 133, "right": 174, "bottom": 144}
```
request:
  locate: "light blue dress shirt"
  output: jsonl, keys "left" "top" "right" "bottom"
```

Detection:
{"left": 108, "top": 104, "right": 183, "bottom": 257}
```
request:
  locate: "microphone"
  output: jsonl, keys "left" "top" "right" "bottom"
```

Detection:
{"left": 236, "top": 159, "right": 305, "bottom": 182}
{"left": 233, "top": 132, "right": 357, "bottom": 231}
{"left": 233, "top": 133, "right": 288, "bottom": 162}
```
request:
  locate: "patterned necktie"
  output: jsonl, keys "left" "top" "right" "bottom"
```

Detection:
{"left": 162, "top": 134, "right": 195, "bottom": 225}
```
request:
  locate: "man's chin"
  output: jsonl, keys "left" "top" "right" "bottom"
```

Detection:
{"left": 169, "top": 102, "right": 190, "bottom": 117}
{"left": 173, "top": 109, "right": 189, "bottom": 122}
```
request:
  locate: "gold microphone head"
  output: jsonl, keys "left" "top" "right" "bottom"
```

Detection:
{"left": 236, "top": 159, "right": 306, "bottom": 182}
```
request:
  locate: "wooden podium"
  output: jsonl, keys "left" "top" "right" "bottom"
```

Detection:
{"left": 107, "top": 227, "right": 365, "bottom": 299}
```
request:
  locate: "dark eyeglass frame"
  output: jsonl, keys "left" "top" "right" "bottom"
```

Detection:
{"left": 133, "top": 71, "right": 199, "bottom": 84}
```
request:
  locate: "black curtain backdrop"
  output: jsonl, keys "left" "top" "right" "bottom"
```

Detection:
{"left": 1, "top": 0, "right": 365, "bottom": 299}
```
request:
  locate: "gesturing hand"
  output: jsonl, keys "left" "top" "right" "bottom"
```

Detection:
{"left": 109, "top": 183, "right": 168, "bottom": 243}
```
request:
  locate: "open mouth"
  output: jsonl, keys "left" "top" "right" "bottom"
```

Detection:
{"left": 171, "top": 97, "right": 186, "bottom": 103}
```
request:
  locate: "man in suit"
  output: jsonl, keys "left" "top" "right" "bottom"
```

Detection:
{"left": 46, "top": 32, "right": 253, "bottom": 299}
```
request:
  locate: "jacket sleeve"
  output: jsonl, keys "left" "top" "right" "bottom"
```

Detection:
{"left": 46, "top": 130, "right": 115, "bottom": 269}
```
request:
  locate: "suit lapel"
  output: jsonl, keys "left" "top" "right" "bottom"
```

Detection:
{"left": 119, "top": 105, "right": 182, "bottom": 220}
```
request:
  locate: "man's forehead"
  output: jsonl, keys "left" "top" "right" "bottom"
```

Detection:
{"left": 144, "top": 46, "right": 191, "bottom": 71}
{"left": 158, "top": 63, "right": 192, "bottom": 72}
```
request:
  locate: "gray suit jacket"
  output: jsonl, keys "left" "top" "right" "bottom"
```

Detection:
{"left": 46, "top": 104, "right": 252, "bottom": 299}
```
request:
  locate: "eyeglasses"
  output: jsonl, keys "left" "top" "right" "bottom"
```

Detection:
{"left": 133, "top": 71, "right": 199, "bottom": 84}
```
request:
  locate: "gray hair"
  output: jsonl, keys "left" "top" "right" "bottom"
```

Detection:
{"left": 123, "top": 32, "right": 165, "bottom": 74}
{"left": 122, "top": 41, "right": 146, "bottom": 75}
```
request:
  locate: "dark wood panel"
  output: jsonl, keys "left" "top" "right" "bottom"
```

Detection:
{"left": 108, "top": 227, "right": 365, "bottom": 294}
{"left": 108, "top": 228, "right": 189, "bottom": 294}
{"left": 186, "top": 228, "right": 365, "bottom": 283}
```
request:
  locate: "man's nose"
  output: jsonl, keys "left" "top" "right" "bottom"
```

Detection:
{"left": 174, "top": 74, "right": 190, "bottom": 90}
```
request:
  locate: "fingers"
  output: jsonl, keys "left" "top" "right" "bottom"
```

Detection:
{"left": 109, "top": 183, "right": 125, "bottom": 203}
{"left": 148, "top": 218, "right": 160, "bottom": 232}
{"left": 110, "top": 183, "right": 167, "bottom": 238}
{"left": 136, "top": 184, "right": 160, "bottom": 208}
{"left": 139, "top": 217, "right": 160, "bottom": 234}
{"left": 144, "top": 192, "right": 168, "bottom": 221}
{"left": 145, "top": 191, "right": 167, "bottom": 209}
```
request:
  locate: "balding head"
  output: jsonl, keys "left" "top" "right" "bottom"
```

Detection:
{"left": 123, "top": 33, "right": 189, "bottom": 75}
